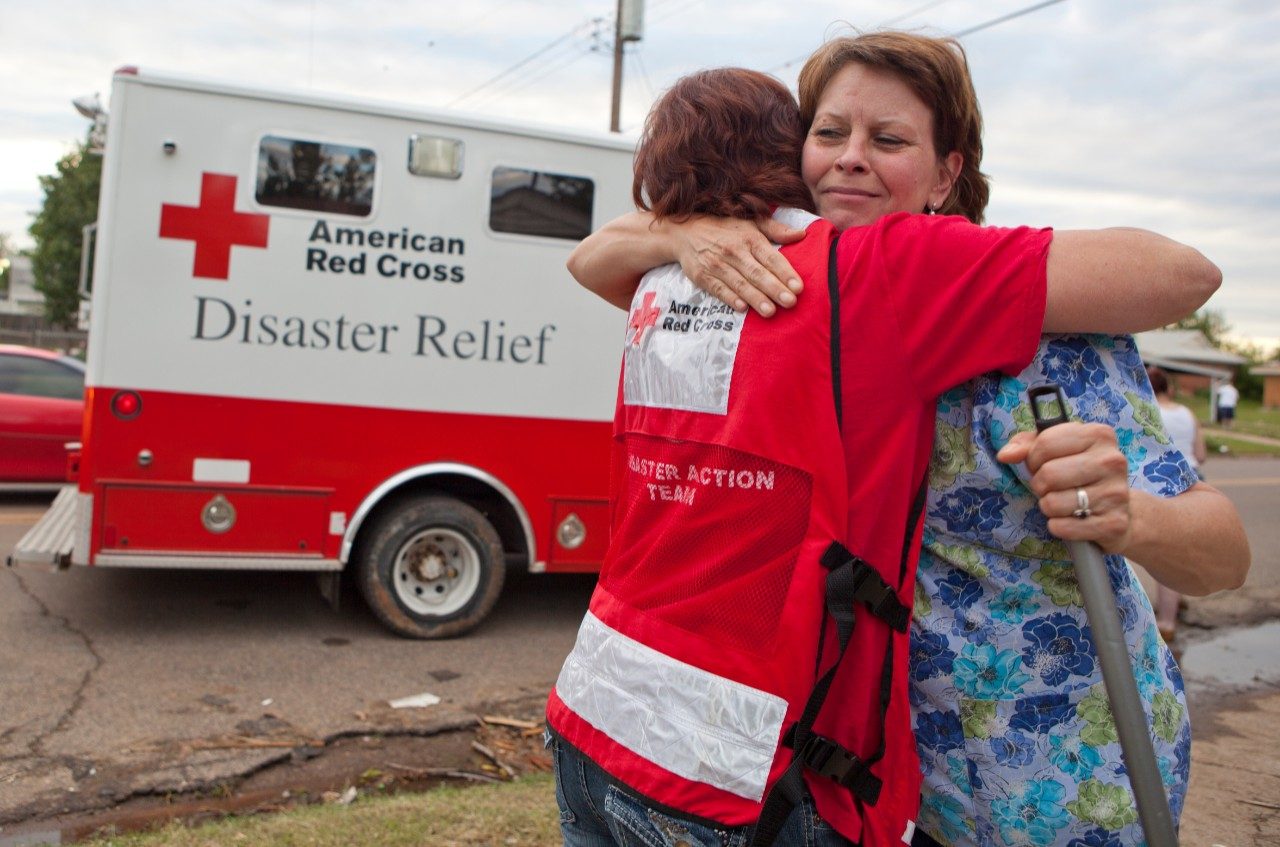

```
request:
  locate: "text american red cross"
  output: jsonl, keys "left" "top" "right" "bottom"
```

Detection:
{"left": 159, "top": 172, "right": 270, "bottom": 280}
{"left": 628, "top": 291, "right": 661, "bottom": 346}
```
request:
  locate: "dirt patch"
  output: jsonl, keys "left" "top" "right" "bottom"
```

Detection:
{"left": 0, "top": 696, "right": 552, "bottom": 844}
{"left": 1182, "top": 586, "right": 1280, "bottom": 632}
{"left": 1180, "top": 686, "right": 1280, "bottom": 846}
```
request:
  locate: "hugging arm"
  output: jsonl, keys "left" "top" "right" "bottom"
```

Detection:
{"left": 999, "top": 424, "right": 1250, "bottom": 595}
{"left": 566, "top": 212, "right": 806, "bottom": 314}
{"left": 1043, "top": 229, "right": 1222, "bottom": 333}
{"left": 571, "top": 215, "right": 1220, "bottom": 332}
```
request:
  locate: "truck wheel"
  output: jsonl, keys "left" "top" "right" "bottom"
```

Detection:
{"left": 357, "top": 496, "right": 506, "bottom": 639}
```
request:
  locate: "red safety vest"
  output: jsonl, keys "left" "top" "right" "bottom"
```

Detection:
{"left": 547, "top": 210, "right": 922, "bottom": 846}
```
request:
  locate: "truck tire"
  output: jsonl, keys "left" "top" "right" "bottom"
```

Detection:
{"left": 357, "top": 496, "right": 506, "bottom": 639}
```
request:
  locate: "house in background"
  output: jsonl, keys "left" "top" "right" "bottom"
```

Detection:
{"left": 1133, "top": 328, "right": 1246, "bottom": 418}
{"left": 0, "top": 256, "right": 43, "bottom": 316}
{"left": 0, "top": 256, "right": 86, "bottom": 351}
{"left": 1251, "top": 362, "right": 1280, "bottom": 409}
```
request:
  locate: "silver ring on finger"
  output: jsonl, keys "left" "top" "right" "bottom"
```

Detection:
{"left": 1072, "top": 487, "right": 1092, "bottom": 519}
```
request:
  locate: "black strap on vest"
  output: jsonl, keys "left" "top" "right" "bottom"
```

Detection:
{"left": 820, "top": 543, "right": 911, "bottom": 635}
{"left": 863, "top": 475, "right": 929, "bottom": 778}
{"left": 827, "top": 237, "right": 843, "bottom": 432}
{"left": 750, "top": 546, "right": 881, "bottom": 846}
{"left": 750, "top": 237, "right": 880, "bottom": 845}
{"left": 749, "top": 236, "right": 926, "bottom": 847}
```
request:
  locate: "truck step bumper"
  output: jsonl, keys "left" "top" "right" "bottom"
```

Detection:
{"left": 8, "top": 486, "right": 78, "bottom": 570}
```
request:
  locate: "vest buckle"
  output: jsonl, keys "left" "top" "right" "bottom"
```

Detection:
{"left": 850, "top": 564, "right": 910, "bottom": 633}
{"left": 796, "top": 732, "right": 883, "bottom": 804}
{"left": 820, "top": 543, "right": 910, "bottom": 633}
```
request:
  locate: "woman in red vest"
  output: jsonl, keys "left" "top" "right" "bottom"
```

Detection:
{"left": 565, "top": 32, "right": 1248, "bottom": 847}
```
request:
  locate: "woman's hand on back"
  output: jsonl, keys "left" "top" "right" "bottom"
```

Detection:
{"left": 567, "top": 212, "right": 807, "bottom": 315}
{"left": 667, "top": 216, "right": 807, "bottom": 316}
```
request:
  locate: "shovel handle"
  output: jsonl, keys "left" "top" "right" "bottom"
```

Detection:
{"left": 1026, "top": 383, "right": 1179, "bottom": 846}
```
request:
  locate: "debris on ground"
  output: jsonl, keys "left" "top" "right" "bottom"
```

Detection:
{"left": 387, "top": 692, "right": 442, "bottom": 709}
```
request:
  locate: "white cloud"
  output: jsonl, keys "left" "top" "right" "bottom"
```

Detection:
{"left": 1, "top": 0, "right": 1277, "bottom": 344}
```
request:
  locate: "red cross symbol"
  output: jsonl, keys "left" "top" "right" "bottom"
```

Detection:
{"left": 627, "top": 291, "right": 661, "bottom": 347}
{"left": 159, "top": 173, "right": 270, "bottom": 279}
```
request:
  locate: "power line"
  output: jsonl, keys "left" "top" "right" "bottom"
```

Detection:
{"left": 473, "top": 43, "right": 601, "bottom": 107}
{"left": 466, "top": 41, "right": 592, "bottom": 106}
{"left": 447, "top": 18, "right": 598, "bottom": 107}
{"left": 765, "top": 0, "right": 959, "bottom": 74}
{"left": 763, "top": 0, "right": 1067, "bottom": 75}
{"left": 882, "top": 0, "right": 957, "bottom": 29}
{"left": 952, "top": 0, "right": 1067, "bottom": 37}
{"left": 464, "top": 17, "right": 611, "bottom": 108}
{"left": 629, "top": 49, "right": 656, "bottom": 102}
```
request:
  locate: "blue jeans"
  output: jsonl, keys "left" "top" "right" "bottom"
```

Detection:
{"left": 549, "top": 733, "right": 854, "bottom": 847}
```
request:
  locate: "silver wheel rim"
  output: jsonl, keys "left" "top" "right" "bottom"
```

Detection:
{"left": 391, "top": 527, "right": 481, "bottom": 617}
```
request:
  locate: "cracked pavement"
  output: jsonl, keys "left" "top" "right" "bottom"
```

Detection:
{"left": 0, "top": 498, "right": 595, "bottom": 827}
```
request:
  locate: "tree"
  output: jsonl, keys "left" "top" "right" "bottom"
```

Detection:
{"left": 1166, "top": 309, "right": 1231, "bottom": 348}
{"left": 28, "top": 134, "right": 101, "bottom": 327}
{"left": 1166, "top": 309, "right": 1275, "bottom": 400}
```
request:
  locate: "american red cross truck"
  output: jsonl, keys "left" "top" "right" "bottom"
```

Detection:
{"left": 10, "top": 66, "right": 634, "bottom": 637}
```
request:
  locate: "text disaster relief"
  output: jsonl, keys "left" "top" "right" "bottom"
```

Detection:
{"left": 191, "top": 218, "right": 556, "bottom": 363}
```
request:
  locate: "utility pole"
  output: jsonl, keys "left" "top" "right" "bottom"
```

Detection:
{"left": 610, "top": 0, "right": 645, "bottom": 132}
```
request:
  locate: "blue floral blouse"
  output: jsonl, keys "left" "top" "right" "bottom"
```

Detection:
{"left": 912, "top": 335, "right": 1199, "bottom": 847}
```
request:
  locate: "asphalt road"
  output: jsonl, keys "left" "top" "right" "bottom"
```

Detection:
{"left": 0, "top": 455, "right": 1274, "bottom": 829}
{"left": 1180, "top": 455, "right": 1280, "bottom": 629}
{"left": 0, "top": 494, "right": 596, "bottom": 823}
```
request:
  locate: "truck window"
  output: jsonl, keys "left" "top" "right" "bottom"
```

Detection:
{"left": 0, "top": 354, "right": 84, "bottom": 400}
{"left": 256, "top": 136, "right": 376, "bottom": 217}
{"left": 489, "top": 166, "right": 593, "bottom": 241}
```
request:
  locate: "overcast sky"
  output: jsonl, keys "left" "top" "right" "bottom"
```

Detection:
{"left": 2, "top": 0, "right": 1277, "bottom": 348}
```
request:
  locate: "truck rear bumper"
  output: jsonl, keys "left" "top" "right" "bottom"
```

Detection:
{"left": 8, "top": 486, "right": 78, "bottom": 570}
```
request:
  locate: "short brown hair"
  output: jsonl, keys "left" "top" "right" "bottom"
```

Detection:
{"left": 1146, "top": 365, "right": 1170, "bottom": 395}
{"left": 633, "top": 68, "right": 814, "bottom": 221}
{"left": 797, "top": 32, "right": 989, "bottom": 223}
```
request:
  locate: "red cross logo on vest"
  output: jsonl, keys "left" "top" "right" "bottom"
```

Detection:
{"left": 627, "top": 291, "right": 661, "bottom": 347}
{"left": 160, "top": 172, "right": 270, "bottom": 280}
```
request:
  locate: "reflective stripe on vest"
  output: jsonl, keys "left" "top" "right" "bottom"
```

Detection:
{"left": 556, "top": 610, "right": 787, "bottom": 801}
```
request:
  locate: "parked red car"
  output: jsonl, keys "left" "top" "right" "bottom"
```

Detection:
{"left": 0, "top": 345, "right": 85, "bottom": 488}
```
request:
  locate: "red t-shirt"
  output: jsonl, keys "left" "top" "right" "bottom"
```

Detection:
{"left": 832, "top": 211, "right": 1049, "bottom": 571}
{"left": 808, "top": 211, "right": 1051, "bottom": 839}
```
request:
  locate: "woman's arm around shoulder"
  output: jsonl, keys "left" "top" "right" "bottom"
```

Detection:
{"left": 1044, "top": 228, "right": 1222, "bottom": 333}
{"left": 566, "top": 212, "right": 806, "bottom": 314}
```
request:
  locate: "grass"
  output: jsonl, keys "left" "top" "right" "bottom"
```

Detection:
{"left": 1204, "top": 434, "right": 1280, "bottom": 457}
{"left": 80, "top": 774, "right": 561, "bottom": 847}
{"left": 1182, "top": 394, "right": 1280, "bottom": 441}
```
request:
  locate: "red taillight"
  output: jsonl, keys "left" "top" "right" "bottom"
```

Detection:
{"left": 111, "top": 390, "right": 142, "bottom": 419}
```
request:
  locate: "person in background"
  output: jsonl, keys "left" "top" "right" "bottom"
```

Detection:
{"left": 566, "top": 31, "right": 1250, "bottom": 846}
{"left": 1145, "top": 365, "right": 1208, "bottom": 647}
{"left": 1216, "top": 376, "right": 1239, "bottom": 428}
